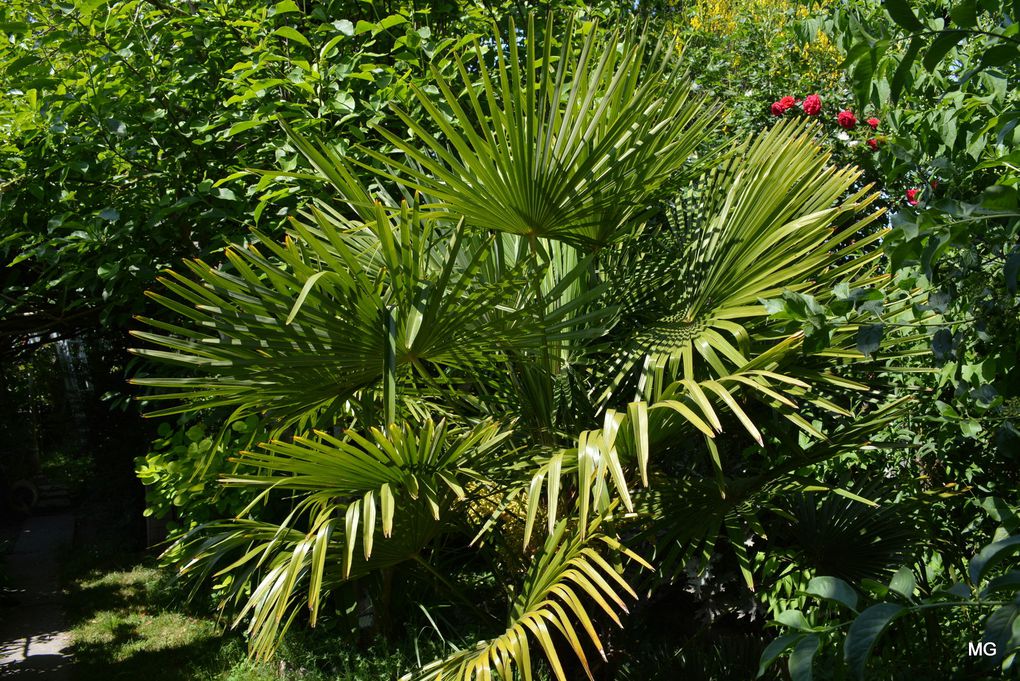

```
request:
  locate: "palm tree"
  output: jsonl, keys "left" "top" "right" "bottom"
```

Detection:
{"left": 131, "top": 13, "right": 930, "bottom": 680}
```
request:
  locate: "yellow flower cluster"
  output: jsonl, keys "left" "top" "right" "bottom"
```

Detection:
{"left": 688, "top": 0, "right": 790, "bottom": 36}
{"left": 797, "top": 29, "right": 843, "bottom": 90}
{"left": 682, "top": 0, "right": 843, "bottom": 89}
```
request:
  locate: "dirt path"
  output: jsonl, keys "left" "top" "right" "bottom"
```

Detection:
{"left": 0, "top": 513, "right": 76, "bottom": 679}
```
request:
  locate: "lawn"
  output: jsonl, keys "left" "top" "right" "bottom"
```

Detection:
{"left": 67, "top": 563, "right": 236, "bottom": 681}
{"left": 65, "top": 560, "right": 452, "bottom": 681}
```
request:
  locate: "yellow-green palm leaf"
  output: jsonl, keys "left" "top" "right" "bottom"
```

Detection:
{"left": 356, "top": 13, "right": 715, "bottom": 248}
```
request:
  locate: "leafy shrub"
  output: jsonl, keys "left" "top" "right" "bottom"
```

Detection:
{"left": 136, "top": 415, "right": 264, "bottom": 531}
{"left": 762, "top": 501, "right": 1020, "bottom": 679}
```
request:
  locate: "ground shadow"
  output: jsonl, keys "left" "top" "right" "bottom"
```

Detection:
{"left": 1, "top": 652, "right": 74, "bottom": 679}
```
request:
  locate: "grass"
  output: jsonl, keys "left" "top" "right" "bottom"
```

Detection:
{"left": 66, "top": 563, "right": 232, "bottom": 681}
{"left": 64, "top": 559, "right": 463, "bottom": 681}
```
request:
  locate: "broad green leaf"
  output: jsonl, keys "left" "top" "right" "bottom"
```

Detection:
{"left": 272, "top": 0, "right": 301, "bottom": 14}
{"left": 777, "top": 609, "right": 813, "bottom": 631}
{"left": 888, "top": 567, "right": 915, "bottom": 599}
{"left": 788, "top": 634, "right": 820, "bottom": 681}
{"left": 379, "top": 14, "right": 408, "bottom": 30}
{"left": 227, "top": 119, "right": 265, "bottom": 137}
{"left": 941, "top": 582, "right": 972, "bottom": 599}
{"left": 959, "top": 419, "right": 982, "bottom": 438}
{"left": 883, "top": 0, "right": 924, "bottom": 30}
{"left": 935, "top": 400, "right": 960, "bottom": 419}
{"left": 806, "top": 576, "right": 859, "bottom": 611}
{"left": 970, "top": 535, "right": 1020, "bottom": 586}
{"left": 981, "top": 43, "right": 1020, "bottom": 69}
{"left": 856, "top": 324, "right": 884, "bottom": 357}
{"left": 923, "top": 31, "right": 967, "bottom": 72}
{"left": 981, "top": 571, "right": 1020, "bottom": 597}
{"left": 844, "top": 603, "right": 906, "bottom": 680}
{"left": 273, "top": 26, "right": 311, "bottom": 48}
{"left": 983, "top": 604, "right": 1018, "bottom": 664}
{"left": 891, "top": 36, "right": 922, "bottom": 103}
{"left": 1005, "top": 251, "right": 1020, "bottom": 294}
{"left": 949, "top": 0, "right": 977, "bottom": 27}
{"left": 758, "top": 633, "right": 801, "bottom": 677}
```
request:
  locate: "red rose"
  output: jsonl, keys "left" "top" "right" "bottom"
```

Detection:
{"left": 802, "top": 94, "right": 822, "bottom": 116}
{"left": 837, "top": 110, "right": 857, "bottom": 129}
{"left": 867, "top": 138, "right": 879, "bottom": 151}
{"left": 867, "top": 117, "right": 880, "bottom": 129}
{"left": 906, "top": 188, "right": 920, "bottom": 206}
{"left": 770, "top": 95, "right": 798, "bottom": 116}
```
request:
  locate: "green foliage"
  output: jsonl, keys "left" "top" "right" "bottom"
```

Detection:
{"left": 823, "top": 0, "right": 1019, "bottom": 192}
{"left": 0, "top": 0, "right": 541, "bottom": 356}
{"left": 817, "top": 0, "right": 1020, "bottom": 566}
{"left": 361, "top": 12, "right": 715, "bottom": 248}
{"left": 7, "top": 0, "right": 1020, "bottom": 677}
{"left": 128, "top": 10, "right": 939, "bottom": 678}
{"left": 674, "top": 0, "right": 847, "bottom": 137}
{"left": 136, "top": 415, "right": 263, "bottom": 528}
{"left": 762, "top": 518, "right": 1020, "bottom": 679}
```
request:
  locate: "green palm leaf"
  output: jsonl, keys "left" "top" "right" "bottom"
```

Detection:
{"left": 353, "top": 13, "right": 716, "bottom": 248}
{"left": 130, "top": 198, "right": 602, "bottom": 427}
{"left": 599, "top": 119, "right": 889, "bottom": 407}
{"left": 173, "top": 418, "right": 513, "bottom": 658}
{"left": 228, "top": 419, "right": 512, "bottom": 570}
{"left": 175, "top": 511, "right": 441, "bottom": 660}
{"left": 129, "top": 10, "right": 944, "bottom": 675}
{"left": 406, "top": 517, "right": 649, "bottom": 681}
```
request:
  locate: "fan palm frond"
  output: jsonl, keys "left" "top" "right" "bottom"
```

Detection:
{"left": 130, "top": 198, "right": 605, "bottom": 427}
{"left": 780, "top": 488, "right": 922, "bottom": 583}
{"left": 175, "top": 508, "right": 442, "bottom": 660}
{"left": 128, "top": 10, "right": 940, "bottom": 673}
{"left": 350, "top": 13, "right": 715, "bottom": 248}
{"left": 407, "top": 517, "right": 649, "bottom": 681}
{"left": 173, "top": 418, "right": 512, "bottom": 658}
{"left": 229, "top": 419, "right": 512, "bottom": 570}
{"left": 599, "top": 119, "right": 890, "bottom": 407}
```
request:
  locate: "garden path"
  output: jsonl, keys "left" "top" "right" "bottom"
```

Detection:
{"left": 0, "top": 512, "right": 75, "bottom": 679}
